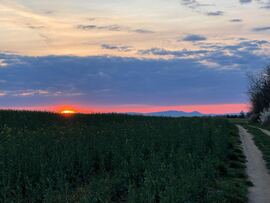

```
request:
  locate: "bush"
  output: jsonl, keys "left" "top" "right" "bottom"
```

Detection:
{"left": 260, "top": 107, "right": 270, "bottom": 125}
{"left": 248, "top": 65, "right": 270, "bottom": 121}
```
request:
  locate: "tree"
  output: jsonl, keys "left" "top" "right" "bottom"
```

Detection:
{"left": 248, "top": 65, "right": 270, "bottom": 122}
{"left": 239, "top": 111, "right": 245, "bottom": 118}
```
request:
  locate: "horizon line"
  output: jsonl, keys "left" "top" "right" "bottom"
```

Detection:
{"left": 0, "top": 103, "right": 250, "bottom": 115}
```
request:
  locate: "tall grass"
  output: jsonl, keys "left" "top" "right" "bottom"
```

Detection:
{"left": 246, "top": 126, "right": 270, "bottom": 171}
{"left": 0, "top": 111, "right": 247, "bottom": 202}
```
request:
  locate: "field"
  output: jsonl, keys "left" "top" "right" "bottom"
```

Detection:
{"left": 0, "top": 111, "right": 248, "bottom": 203}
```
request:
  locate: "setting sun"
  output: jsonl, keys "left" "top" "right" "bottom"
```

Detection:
{"left": 60, "top": 110, "right": 76, "bottom": 115}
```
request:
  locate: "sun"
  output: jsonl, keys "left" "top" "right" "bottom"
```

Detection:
{"left": 60, "top": 109, "right": 76, "bottom": 115}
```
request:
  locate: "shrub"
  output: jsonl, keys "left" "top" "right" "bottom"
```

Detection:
{"left": 248, "top": 65, "right": 270, "bottom": 121}
{"left": 260, "top": 107, "right": 270, "bottom": 125}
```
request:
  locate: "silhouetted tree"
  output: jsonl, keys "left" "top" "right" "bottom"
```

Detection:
{"left": 239, "top": 111, "right": 245, "bottom": 118}
{"left": 248, "top": 65, "right": 270, "bottom": 121}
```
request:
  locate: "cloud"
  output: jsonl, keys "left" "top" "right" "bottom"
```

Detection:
{"left": 0, "top": 89, "right": 83, "bottom": 97}
{"left": 76, "top": 24, "right": 154, "bottom": 34}
{"left": 0, "top": 53, "right": 256, "bottom": 107}
{"left": 14, "top": 90, "right": 49, "bottom": 97}
{"left": 206, "top": 11, "right": 224, "bottom": 16}
{"left": 87, "top": 17, "right": 96, "bottom": 21}
{"left": 0, "top": 91, "right": 6, "bottom": 97}
{"left": 253, "top": 26, "right": 270, "bottom": 32}
{"left": 180, "top": 0, "right": 224, "bottom": 16}
{"left": 27, "top": 24, "right": 45, "bottom": 30}
{"left": 199, "top": 39, "right": 269, "bottom": 49}
{"left": 0, "top": 59, "right": 7, "bottom": 68}
{"left": 199, "top": 60, "right": 220, "bottom": 68}
{"left": 182, "top": 34, "right": 207, "bottom": 42}
{"left": 256, "top": 0, "right": 270, "bottom": 9}
{"left": 138, "top": 39, "right": 270, "bottom": 70}
{"left": 132, "top": 29, "right": 154, "bottom": 34}
{"left": 138, "top": 48, "right": 209, "bottom": 58}
{"left": 261, "top": 4, "right": 270, "bottom": 9}
{"left": 77, "top": 24, "right": 122, "bottom": 31}
{"left": 230, "top": 19, "right": 243, "bottom": 23}
{"left": 181, "top": 0, "right": 214, "bottom": 10}
{"left": 180, "top": 0, "right": 223, "bottom": 17}
{"left": 181, "top": 0, "right": 224, "bottom": 16}
{"left": 181, "top": 0, "right": 199, "bottom": 7}
{"left": 44, "top": 10, "right": 54, "bottom": 15}
{"left": 39, "top": 34, "right": 52, "bottom": 45}
{"left": 239, "top": 0, "right": 252, "bottom": 4}
{"left": 101, "top": 44, "right": 132, "bottom": 52}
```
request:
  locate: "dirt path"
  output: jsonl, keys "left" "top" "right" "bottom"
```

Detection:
{"left": 237, "top": 125, "right": 270, "bottom": 203}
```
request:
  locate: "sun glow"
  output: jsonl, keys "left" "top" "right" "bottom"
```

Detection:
{"left": 60, "top": 109, "right": 76, "bottom": 115}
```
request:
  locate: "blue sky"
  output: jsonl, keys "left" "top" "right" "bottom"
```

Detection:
{"left": 0, "top": 0, "right": 270, "bottom": 113}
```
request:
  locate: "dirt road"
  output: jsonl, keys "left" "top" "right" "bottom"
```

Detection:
{"left": 237, "top": 125, "right": 270, "bottom": 203}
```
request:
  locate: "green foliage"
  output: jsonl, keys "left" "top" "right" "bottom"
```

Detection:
{"left": 246, "top": 126, "right": 270, "bottom": 171}
{"left": 0, "top": 110, "right": 247, "bottom": 202}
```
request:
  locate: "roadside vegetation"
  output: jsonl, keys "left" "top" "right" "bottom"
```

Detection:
{"left": 246, "top": 126, "right": 270, "bottom": 171}
{"left": 248, "top": 64, "right": 270, "bottom": 124}
{"left": 243, "top": 63, "right": 270, "bottom": 175}
{"left": 0, "top": 110, "right": 248, "bottom": 203}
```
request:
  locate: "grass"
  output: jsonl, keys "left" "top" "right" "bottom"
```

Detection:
{"left": 227, "top": 118, "right": 249, "bottom": 125}
{"left": 262, "top": 124, "right": 270, "bottom": 131}
{"left": 246, "top": 126, "right": 270, "bottom": 171}
{"left": 0, "top": 110, "right": 248, "bottom": 202}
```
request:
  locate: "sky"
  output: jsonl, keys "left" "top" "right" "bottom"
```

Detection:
{"left": 0, "top": 0, "right": 270, "bottom": 114}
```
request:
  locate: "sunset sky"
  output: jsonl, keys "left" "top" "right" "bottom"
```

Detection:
{"left": 0, "top": 0, "right": 270, "bottom": 114}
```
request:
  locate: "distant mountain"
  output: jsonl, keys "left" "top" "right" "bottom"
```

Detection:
{"left": 146, "top": 110, "right": 204, "bottom": 117}
{"left": 127, "top": 110, "right": 205, "bottom": 117}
